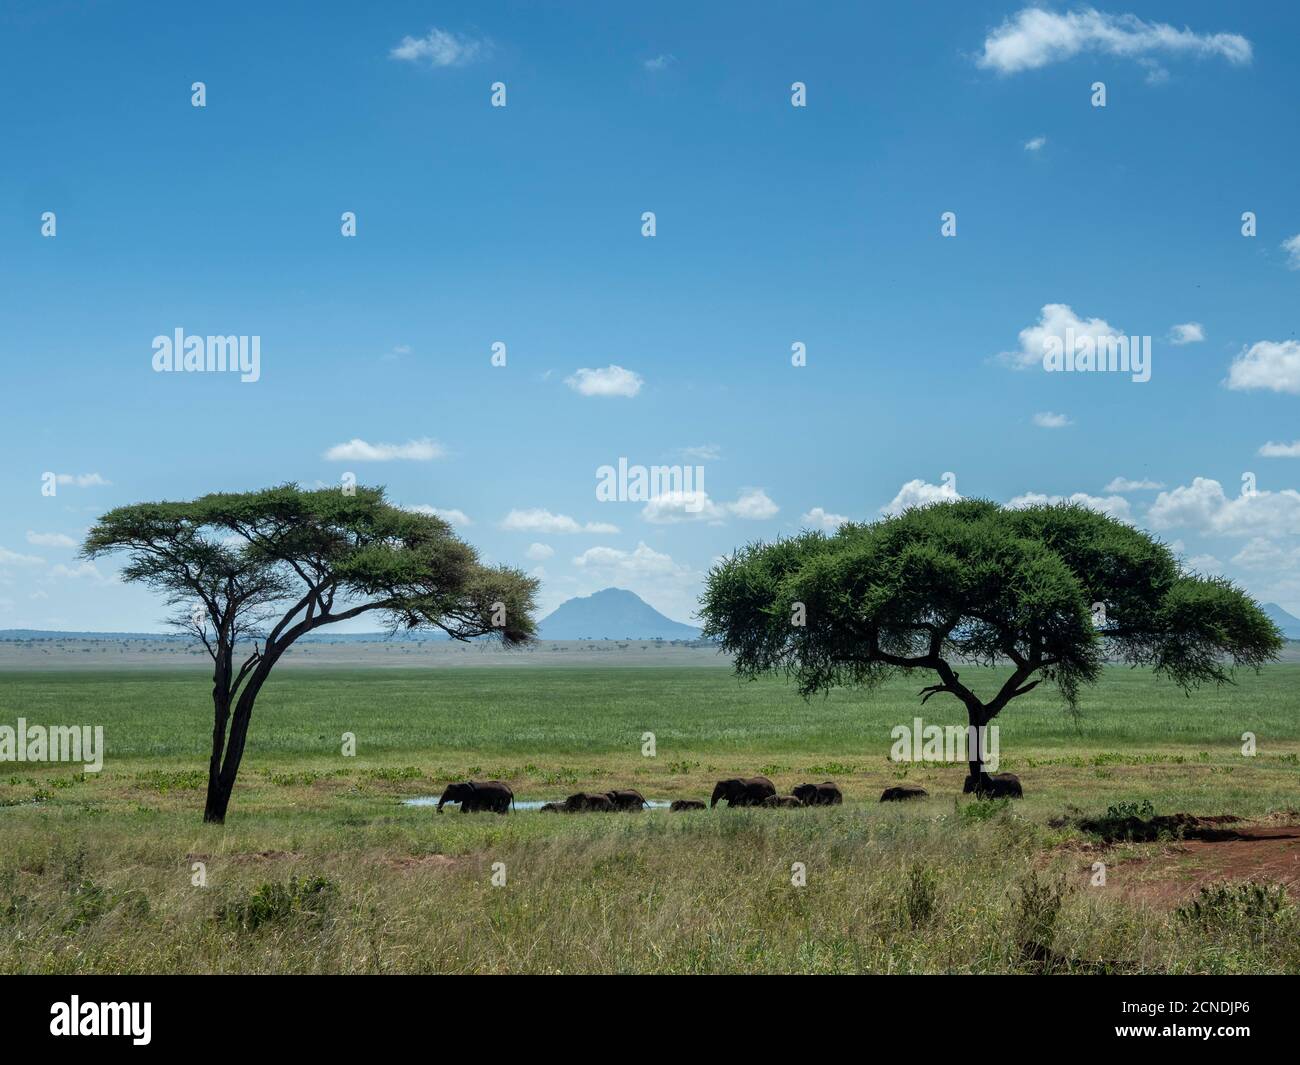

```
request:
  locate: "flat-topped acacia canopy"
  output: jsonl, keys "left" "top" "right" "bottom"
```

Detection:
{"left": 699, "top": 499, "right": 1281, "bottom": 786}
{"left": 82, "top": 484, "right": 538, "bottom": 822}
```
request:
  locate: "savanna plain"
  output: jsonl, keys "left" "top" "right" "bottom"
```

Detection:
{"left": 3, "top": 645, "right": 1299, "bottom": 974}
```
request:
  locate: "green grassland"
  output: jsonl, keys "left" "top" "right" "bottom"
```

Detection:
{"left": 2, "top": 663, "right": 1299, "bottom": 974}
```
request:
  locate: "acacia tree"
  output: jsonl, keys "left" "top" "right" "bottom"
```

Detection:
{"left": 699, "top": 500, "right": 1281, "bottom": 792}
{"left": 83, "top": 485, "right": 537, "bottom": 823}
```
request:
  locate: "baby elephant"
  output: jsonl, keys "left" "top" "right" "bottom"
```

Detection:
{"left": 606, "top": 789, "right": 648, "bottom": 811}
{"left": 761, "top": 795, "right": 804, "bottom": 808}
{"left": 963, "top": 772, "right": 1023, "bottom": 799}
{"left": 670, "top": 799, "right": 706, "bottom": 812}
{"left": 792, "top": 781, "right": 842, "bottom": 806}
{"left": 880, "top": 784, "right": 928, "bottom": 802}
{"left": 539, "top": 802, "right": 564, "bottom": 813}
{"left": 564, "top": 791, "right": 616, "bottom": 812}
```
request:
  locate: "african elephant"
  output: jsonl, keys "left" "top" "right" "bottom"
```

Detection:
{"left": 670, "top": 799, "right": 706, "bottom": 811}
{"left": 964, "top": 772, "right": 1023, "bottom": 799}
{"left": 710, "top": 776, "right": 776, "bottom": 808}
{"left": 880, "top": 784, "right": 928, "bottom": 802}
{"left": 792, "top": 781, "right": 843, "bottom": 806}
{"left": 564, "top": 791, "right": 616, "bottom": 812}
{"left": 761, "top": 795, "right": 804, "bottom": 808}
{"left": 606, "top": 789, "right": 648, "bottom": 811}
{"left": 436, "top": 780, "right": 514, "bottom": 814}
{"left": 539, "top": 802, "right": 563, "bottom": 813}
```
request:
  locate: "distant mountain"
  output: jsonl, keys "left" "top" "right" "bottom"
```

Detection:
{"left": 1261, "top": 603, "right": 1300, "bottom": 640}
{"left": 536, "top": 588, "right": 702, "bottom": 640}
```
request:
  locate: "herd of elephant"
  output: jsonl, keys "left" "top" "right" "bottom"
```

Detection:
{"left": 433, "top": 771, "right": 1024, "bottom": 815}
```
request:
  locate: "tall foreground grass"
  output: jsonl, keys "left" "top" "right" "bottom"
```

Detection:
{"left": 3, "top": 804, "right": 1298, "bottom": 974}
{"left": 1, "top": 664, "right": 1299, "bottom": 973}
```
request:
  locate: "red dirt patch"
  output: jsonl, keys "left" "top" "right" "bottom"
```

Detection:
{"left": 1074, "top": 824, "right": 1300, "bottom": 906}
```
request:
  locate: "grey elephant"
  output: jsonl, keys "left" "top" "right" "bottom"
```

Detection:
{"left": 761, "top": 795, "right": 804, "bottom": 808}
{"left": 710, "top": 776, "right": 776, "bottom": 808}
{"left": 436, "top": 780, "right": 514, "bottom": 814}
{"left": 539, "top": 801, "right": 563, "bottom": 813}
{"left": 670, "top": 799, "right": 706, "bottom": 811}
{"left": 880, "top": 784, "right": 928, "bottom": 802}
{"left": 964, "top": 772, "right": 1023, "bottom": 798}
{"left": 792, "top": 781, "right": 842, "bottom": 806}
{"left": 564, "top": 791, "right": 616, "bottom": 812}
{"left": 606, "top": 789, "right": 648, "bottom": 811}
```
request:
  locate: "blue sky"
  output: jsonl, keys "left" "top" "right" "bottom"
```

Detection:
{"left": 2, "top": 1, "right": 1298, "bottom": 630}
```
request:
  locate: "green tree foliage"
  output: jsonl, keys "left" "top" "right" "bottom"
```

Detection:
{"left": 83, "top": 484, "right": 537, "bottom": 822}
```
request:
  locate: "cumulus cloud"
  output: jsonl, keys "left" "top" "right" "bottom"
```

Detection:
{"left": 641, "top": 487, "right": 777, "bottom": 524}
{"left": 49, "top": 561, "right": 111, "bottom": 584}
{"left": 977, "top": 7, "right": 1251, "bottom": 75}
{"left": 1225, "top": 340, "right": 1300, "bottom": 394}
{"left": 998, "top": 303, "right": 1125, "bottom": 370}
{"left": 1105, "top": 476, "right": 1165, "bottom": 492}
{"left": 1006, "top": 491, "right": 1132, "bottom": 523}
{"left": 1259, "top": 441, "right": 1300, "bottom": 458}
{"left": 323, "top": 438, "right": 444, "bottom": 462}
{"left": 1032, "top": 411, "right": 1071, "bottom": 429}
{"left": 54, "top": 473, "right": 110, "bottom": 488}
{"left": 1024, "top": 135, "right": 1047, "bottom": 151}
{"left": 1283, "top": 234, "right": 1300, "bottom": 270}
{"left": 0, "top": 547, "right": 45, "bottom": 566}
{"left": 565, "top": 365, "right": 643, "bottom": 398}
{"left": 1168, "top": 322, "right": 1204, "bottom": 345}
{"left": 501, "top": 508, "right": 619, "bottom": 535}
{"left": 404, "top": 504, "right": 471, "bottom": 526}
{"left": 882, "top": 477, "right": 960, "bottom": 516}
{"left": 677, "top": 444, "right": 721, "bottom": 461}
{"left": 801, "top": 507, "right": 851, "bottom": 531}
{"left": 525, "top": 543, "right": 554, "bottom": 561}
{"left": 1148, "top": 477, "right": 1300, "bottom": 538}
{"left": 390, "top": 28, "right": 487, "bottom": 67}
{"left": 26, "top": 531, "right": 77, "bottom": 548}
{"left": 572, "top": 541, "right": 687, "bottom": 580}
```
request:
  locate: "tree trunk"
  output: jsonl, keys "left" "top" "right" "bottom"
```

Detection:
{"left": 965, "top": 703, "right": 989, "bottom": 793}
{"left": 205, "top": 682, "right": 231, "bottom": 823}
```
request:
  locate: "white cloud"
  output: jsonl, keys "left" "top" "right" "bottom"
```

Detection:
{"left": 501, "top": 509, "right": 619, "bottom": 535}
{"left": 1168, "top": 322, "right": 1204, "bottom": 345}
{"left": 801, "top": 507, "right": 851, "bottom": 531}
{"left": 1231, "top": 538, "right": 1300, "bottom": 571}
{"left": 643, "top": 54, "right": 676, "bottom": 72}
{"left": 323, "top": 438, "right": 444, "bottom": 462}
{"left": 1259, "top": 441, "right": 1300, "bottom": 458}
{"left": 1032, "top": 411, "right": 1071, "bottom": 429}
{"left": 1184, "top": 553, "right": 1225, "bottom": 575}
{"left": 1105, "top": 476, "right": 1165, "bottom": 492}
{"left": 727, "top": 487, "right": 778, "bottom": 520}
{"left": 49, "top": 561, "right": 111, "bottom": 583}
{"left": 977, "top": 7, "right": 1252, "bottom": 75}
{"left": 0, "top": 547, "right": 45, "bottom": 567}
{"left": 1023, "top": 135, "right": 1047, "bottom": 151}
{"left": 55, "top": 473, "right": 110, "bottom": 488}
{"left": 525, "top": 543, "right": 554, "bottom": 561}
{"left": 1006, "top": 491, "right": 1132, "bottom": 522}
{"left": 390, "top": 28, "right": 487, "bottom": 67}
{"left": 641, "top": 487, "right": 778, "bottom": 524}
{"left": 565, "top": 365, "right": 643, "bottom": 398}
{"left": 677, "top": 444, "right": 721, "bottom": 461}
{"left": 998, "top": 303, "right": 1124, "bottom": 370}
{"left": 641, "top": 491, "right": 724, "bottom": 524}
{"left": 1283, "top": 234, "right": 1300, "bottom": 270}
{"left": 882, "top": 477, "right": 960, "bottom": 516}
{"left": 26, "top": 531, "right": 77, "bottom": 548}
{"left": 1225, "top": 340, "right": 1300, "bottom": 394}
{"left": 572, "top": 541, "right": 687, "bottom": 580}
{"left": 404, "top": 504, "right": 471, "bottom": 526}
{"left": 1148, "top": 477, "right": 1300, "bottom": 538}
